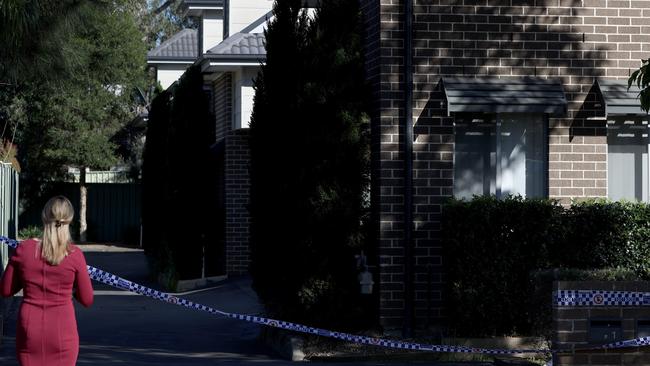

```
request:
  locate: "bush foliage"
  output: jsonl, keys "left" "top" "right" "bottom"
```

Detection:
{"left": 443, "top": 196, "right": 650, "bottom": 337}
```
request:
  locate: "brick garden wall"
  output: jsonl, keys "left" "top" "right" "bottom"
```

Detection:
{"left": 553, "top": 281, "right": 650, "bottom": 365}
{"left": 224, "top": 129, "right": 251, "bottom": 275}
{"left": 364, "top": 0, "right": 649, "bottom": 330}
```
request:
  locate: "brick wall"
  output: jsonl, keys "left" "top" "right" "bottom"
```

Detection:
{"left": 365, "top": 0, "right": 649, "bottom": 330}
{"left": 224, "top": 128, "right": 251, "bottom": 275}
{"left": 214, "top": 72, "right": 233, "bottom": 142}
{"left": 553, "top": 281, "right": 650, "bottom": 365}
{"left": 363, "top": 0, "right": 408, "bottom": 330}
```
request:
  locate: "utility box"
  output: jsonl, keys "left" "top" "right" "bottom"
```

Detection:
{"left": 553, "top": 281, "right": 650, "bottom": 366}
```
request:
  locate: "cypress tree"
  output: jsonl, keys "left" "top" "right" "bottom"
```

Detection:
{"left": 250, "top": 0, "right": 372, "bottom": 329}
{"left": 142, "top": 65, "right": 216, "bottom": 284}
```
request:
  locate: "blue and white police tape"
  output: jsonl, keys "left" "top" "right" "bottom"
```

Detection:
{"left": 554, "top": 290, "right": 650, "bottom": 307}
{"left": 1, "top": 236, "right": 649, "bottom": 355}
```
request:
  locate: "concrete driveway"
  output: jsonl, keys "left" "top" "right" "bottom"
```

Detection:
{"left": 0, "top": 245, "right": 283, "bottom": 365}
{"left": 0, "top": 244, "right": 489, "bottom": 366}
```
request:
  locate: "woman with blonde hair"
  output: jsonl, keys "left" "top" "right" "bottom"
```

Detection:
{"left": 1, "top": 196, "right": 94, "bottom": 366}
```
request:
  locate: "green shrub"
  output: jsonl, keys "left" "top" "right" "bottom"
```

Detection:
{"left": 443, "top": 197, "right": 650, "bottom": 337}
{"left": 562, "top": 201, "right": 650, "bottom": 275}
{"left": 442, "top": 196, "right": 563, "bottom": 336}
{"left": 18, "top": 225, "right": 42, "bottom": 240}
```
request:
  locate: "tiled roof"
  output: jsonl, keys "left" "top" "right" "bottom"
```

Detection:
{"left": 147, "top": 29, "right": 198, "bottom": 61}
{"left": 206, "top": 33, "right": 266, "bottom": 56}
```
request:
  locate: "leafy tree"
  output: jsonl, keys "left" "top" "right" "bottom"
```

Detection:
{"left": 0, "top": 0, "right": 96, "bottom": 176}
{"left": 138, "top": 0, "right": 195, "bottom": 51}
{"left": 629, "top": 59, "right": 650, "bottom": 112}
{"left": 250, "top": 0, "right": 372, "bottom": 329}
{"left": 0, "top": 0, "right": 91, "bottom": 84}
{"left": 10, "top": 1, "right": 146, "bottom": 241}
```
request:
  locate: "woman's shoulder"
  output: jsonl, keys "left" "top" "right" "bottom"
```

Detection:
{"left": 12, "top": 238, "right": 38, "bottom": 259}
{"left": 20, "top": 238, "right": 39, "bottom": 245}
{"left": 68, "top": 243, "right": 86, "bottom": 258}
{"left": 67, "top": 244, "right": 89, "bottom": 269}
{"left": 17, "top": 238, "right": 38, "bottom": 251}
{"left": 68, "top": 242, "right": 79, "bottom": 253}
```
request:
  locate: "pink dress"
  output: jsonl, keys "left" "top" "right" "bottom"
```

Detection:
{"left": 1, "top": 239, "right": 94, "bottom": 366}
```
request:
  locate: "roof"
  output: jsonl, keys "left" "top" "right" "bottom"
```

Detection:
{"left": 205, "top": 33, "right": 266, "bottom": 60}
{"left": 182, "top": 0, "right": 224, "bottom": 17}
{"left": 442, "top": 77, "right": 567, "bottom": 116}
{"left": 183, "top": 0, "right": 224, "bottom": 6}
{"left": 595, "top": 79, "right": 647, "bottom": 116}
{"left": 147, "top": 29, "right": 198, "bottom": 62}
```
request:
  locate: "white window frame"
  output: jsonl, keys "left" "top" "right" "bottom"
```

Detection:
{"left": 607, "top": 117, "right": 650, "bottom": 202}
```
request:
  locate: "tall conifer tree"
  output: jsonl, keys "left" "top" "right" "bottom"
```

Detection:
{"left": 250, "top": 0, "right": 371, "bottom": 329}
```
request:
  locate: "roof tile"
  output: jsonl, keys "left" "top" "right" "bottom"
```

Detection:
{"left": 147, "top": 29, "right": 198, "bottom": 60}
{"left": 207, "top": 33, "right": 266, "bottom": 56}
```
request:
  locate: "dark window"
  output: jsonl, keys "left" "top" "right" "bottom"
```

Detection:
{"left": 454, "top": 113, "right": 547, "bottom": 199}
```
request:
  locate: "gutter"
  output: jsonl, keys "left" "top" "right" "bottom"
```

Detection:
{"left": 402, "top": 0, "right": 415, "bottom": 338}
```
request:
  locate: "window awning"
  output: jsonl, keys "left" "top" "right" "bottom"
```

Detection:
{"left": 595, "top": 79, "right": 647, "bottom": 116}
{"left": 442, "top": 77, "right": 567, "bottom": 117}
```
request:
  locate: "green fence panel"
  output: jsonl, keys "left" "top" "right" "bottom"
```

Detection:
{"left": 0, "top": 163, "right": 18, "bottom": 270}
{"left": 20, "top": 182, "right": 141, "bottom": 244}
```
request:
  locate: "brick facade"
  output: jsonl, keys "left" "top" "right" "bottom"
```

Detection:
{"left": 364, "top": 0, "right": 649, "bottom": 330}
{"left": 224, "top": 129, "right": 252, "bottom": 275}
{"left": 210, "top": 71, "right": 252, "bottom": 276}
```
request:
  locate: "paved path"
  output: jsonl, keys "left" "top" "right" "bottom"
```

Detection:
{"left": 0, "top": 244, "right": 487, "bottom": 365}
{"left": 0, "top": 245, "right": 284, "bottom": 365}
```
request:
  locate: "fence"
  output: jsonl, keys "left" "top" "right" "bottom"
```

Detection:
{"left": 0, "top": 162, "right": 18, "bottom": 270}
{"left": 20, "top": 182, "right": 141, "bottom": 244}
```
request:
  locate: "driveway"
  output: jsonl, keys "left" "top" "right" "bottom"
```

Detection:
{"left": 0, "top": 244, "right": 490, "bottom": 366}
{"left": 0, "top": 245, "right": 281, "bottom": 365}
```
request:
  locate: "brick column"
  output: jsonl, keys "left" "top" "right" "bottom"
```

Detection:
{"left": 224, "top": 129, "right": 251, "bottom": 275}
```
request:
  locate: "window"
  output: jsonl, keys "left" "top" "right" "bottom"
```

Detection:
{"left": 454, "top": 113, "right": 547, "bottom": 199}
{"left": 607, "top": 119, "right": 649, "bottom": 202}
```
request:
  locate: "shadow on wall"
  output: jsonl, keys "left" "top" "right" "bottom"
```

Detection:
{"left": 378, "top": 0, "right": 623, "bottom": 327}
{"left": 410, "top": 0, "right": 613, "bottom": 134}
{"left": 572, "top": 81, "right": 607, "bottom": 142}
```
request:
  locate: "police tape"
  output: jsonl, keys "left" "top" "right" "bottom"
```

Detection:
{"left": 1, "top": 236, "right": 649, "bottom": 355}
{"left": 554, "top": 290, "right": 650, "bottom": 307}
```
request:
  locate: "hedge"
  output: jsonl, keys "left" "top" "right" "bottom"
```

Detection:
{"left": 443, "top": 196, "right": 650, "bottom": 337}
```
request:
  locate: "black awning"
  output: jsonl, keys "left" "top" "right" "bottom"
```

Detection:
{"left": 442, "top": 76, "right": 567, "bottom": 116}
{"left": 596, "top": 79, "right": 648, "bottom": 116}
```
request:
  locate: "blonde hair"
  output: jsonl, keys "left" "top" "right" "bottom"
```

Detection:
{"left": 40, "top": 196, "right": 74, "bottom": 265}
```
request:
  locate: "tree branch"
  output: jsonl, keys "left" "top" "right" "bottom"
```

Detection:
{"left": 154, "top": 0, "right": 178, "bottom": 15}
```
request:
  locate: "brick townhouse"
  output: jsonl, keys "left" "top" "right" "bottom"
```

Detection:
{"left": 148, "top": 0, "right": 277, "bottom": 276}
{"left": 360, "top": 0, "right": 650, "bottom": 331}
